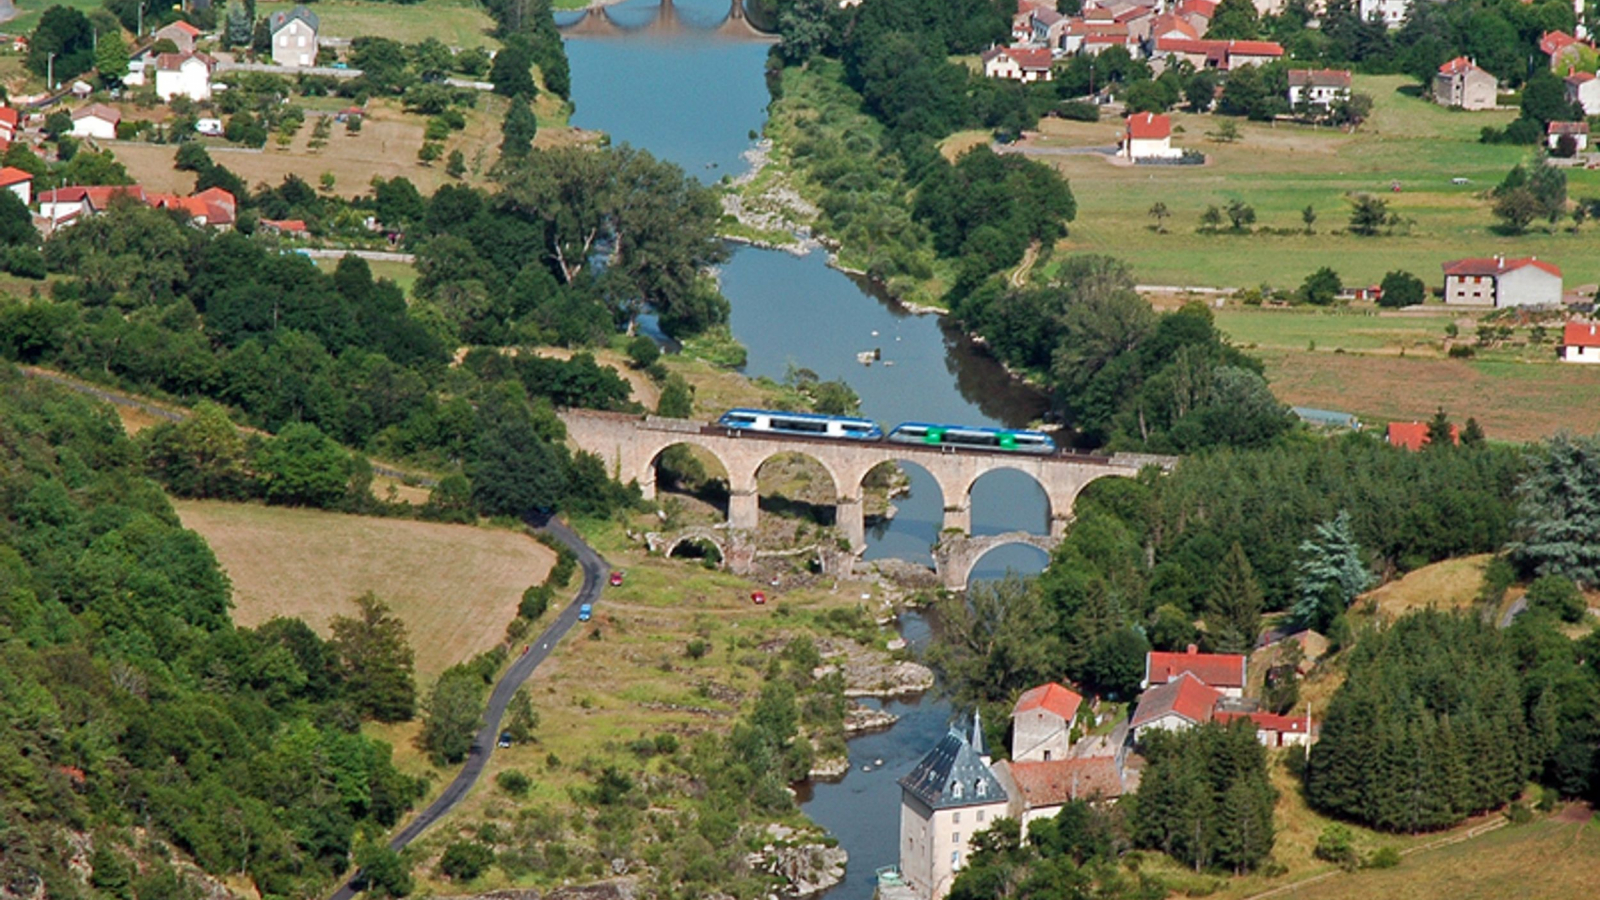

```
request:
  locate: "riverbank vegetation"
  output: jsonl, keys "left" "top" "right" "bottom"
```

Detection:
{"left": 0, "top": 370, "right": 427, "bottom": 900}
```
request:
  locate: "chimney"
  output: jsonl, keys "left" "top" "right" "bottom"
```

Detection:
{"left": 1186, "top": 643, "right": 1198, "bottom": 654}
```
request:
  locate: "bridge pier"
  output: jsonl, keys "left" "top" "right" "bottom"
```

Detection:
{"left": 729, "top": 486, "right": 759, "bottom": 532}
{"left": 837, "top": 496, "right": 865, "bottom": 551}
{"left": 943, "top": 504, "right": 971, "bottom": 536}
{"left": 1050, "top": 513, "right": 1072, "bottom": 539}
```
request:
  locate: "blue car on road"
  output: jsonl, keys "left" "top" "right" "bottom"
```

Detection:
{"left": 578, "top": 603, "right": 592, "bottom": 622}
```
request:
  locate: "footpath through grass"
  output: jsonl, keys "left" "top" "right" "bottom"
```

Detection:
{"left": 1032, "top": 75, "right": 1600, "bottom": 288}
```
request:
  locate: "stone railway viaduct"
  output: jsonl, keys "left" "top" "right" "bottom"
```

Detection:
{"left": 559, "top": 410, "right": 1173, "bottom": 588}
{"left": 556, "top": 0, "right": 776, "bottom": 41}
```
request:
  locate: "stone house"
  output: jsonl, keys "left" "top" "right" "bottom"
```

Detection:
{"left": 1441, "top": 256, "right": 1562, "bottom": 307}
{"left": 1433, "top": 56, "right": 1497, "bottom": 110}
{"left": 154, "top": 20, "right": 203, "bottom": 54}
{"left": 990, "top": 756, "right": 1129, "bottom": 836}
{"left": 1010, "top": 682, "right": 1083, "bottom": 762}
{"left": 270, "top": 6, "right": 320, "bottom": 68}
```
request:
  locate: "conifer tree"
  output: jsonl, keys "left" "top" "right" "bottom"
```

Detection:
{"left": 1291, "top": 510, "right": 1372, "bottom": 631}
{"left": 1207, "top": 542, "right": 1263, "bottom": 652}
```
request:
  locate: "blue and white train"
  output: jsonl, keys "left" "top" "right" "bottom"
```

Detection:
{"left": 717, "top": 408, "right": 884, "bottom": 440}
{"left": 887, "top": 422, "right": 1056, "bottom": 454}
{"left": 717, "top": 409, "right": 1056, "bottom": 454}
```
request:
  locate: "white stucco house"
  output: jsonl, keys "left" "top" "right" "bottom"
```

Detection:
{"left": 1548, "top": 120, "right": 1590, "bottom": 151}
{"left": 1287, "top": 69, "right": 1352, "bottom": 111}
{"left": 270, "top": 6, "right": 321, "bottom": 68}
{"left": 1123, "top": 112, "right": 1182, "bottom": 160}
{"left": 0, "top": 166, "right": 33, "bottom": 205}
{"left": 1566, "top": 70, "right": 1600, "bottom": 115}
{"left": 155, "top": 51, "right": 216, "bottom": 102}
{"left": 980, "top": 45, "right": 1053, "bottom": 82}
{"left": 1009, "top": 682, "right": 1083, "bottom": 763}
{"left": 70, "top": 103, "right": 121, "bottom": 140}
{"left": 1559, "top": 322, "right": 1600, "bottom": 362}
{"left": 1441, "top": 256, "right": 1563, "bottom": 308}
{"left": 1359, "top": 0, "right": 1410, "bottom": 28}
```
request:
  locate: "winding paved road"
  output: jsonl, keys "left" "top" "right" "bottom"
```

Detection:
{"left": 330, "top": 514, "right": 608, "bottom": 900}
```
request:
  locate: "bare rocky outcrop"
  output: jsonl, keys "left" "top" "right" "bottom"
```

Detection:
{"left": 745, "top": 825, "right": 847, "bottom": 899}
{"left": 813, "top": 638, "right": 934, "bottom": 699}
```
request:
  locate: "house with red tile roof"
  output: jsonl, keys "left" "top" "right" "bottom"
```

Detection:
{"left": 1123, "top": 111, "right": 1182, "bottom": 160}
{"left": 0, "top": 166, "right": 33, "bottom": 205}
{"left": 1150, "top": 37, "right": 1282, "bottom": 72}
{"left": 1129, "top": 672, "right": 1221, "bottom": 739}
{"left": 155, "top": 51, "right": 216, "bottom": 102}
{"left": 1147, "top": 12, "right": 1200, "bottom": 41}
{"left": 1144, "top": 644, "right": 1247, "bottom": 696}
{"left": 0, "top": 107, "right": 20, "bottom": 143}
{"left": 1434, "top": 56, "right": 1497, "bottom": 110}
{"left": 1010, "top": 682, "right": 1084, "bottom": 762}
{"left": 991, "top": 756, "right": 1129, "bottom": 834}
{"left": 981, "top": 45, "right": 1054, "bottom": 82}
{"left": 1539, "top": 30, "right": 1594, "bottom": 70}
{"left": 1547, "top": 120, "right": 1589, "bottom": 152}
{"left": 1441, "top": 256, "right": 1562, "bottom": 307}
{"left": 1566, "top": 70, "right": 1600, "bottom": 114}
{"left": 1385, "top": 421, "right": 1459, "bottom": 452}
{"left": 1559, "top": 321, "right": 1600, "bottom": 363}
{"left": 260, "top": 218, "right": 309, "bottom": 236}
{"left": 1214, "top": 710, "right": 1317, "bottom": 748}
{"left": 154, "top": 19, "right": 204, "bottom": 54}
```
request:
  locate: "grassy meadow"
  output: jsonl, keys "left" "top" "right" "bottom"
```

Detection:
{"left": 256, "top": 0, "right": 502, "bottom": 48}
{"left": 174, "top": 500, "right": 555, "bottom": 680}
{"left": 1023, "top": 75, "right": 1600, "bottom": 289}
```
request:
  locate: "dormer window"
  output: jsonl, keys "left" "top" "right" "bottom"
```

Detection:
{"left": 976, "top": 780, "right": 987, "bottom": 797}
{"left": 950, "top": 781, "right": 963, "bottom": 799}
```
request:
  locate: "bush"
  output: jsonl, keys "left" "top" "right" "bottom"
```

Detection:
{"left": 1447, "top": 344, "right": 1475, "bottom": 358}
{"left": 685, "top": 638, "right": 710, "bottom": 659}
{"left": 437, "top": 841, "right": 494, "bottom": 881}
{"left": 1314, "top": 824, "right": 1360, "bottom": 870}
{"left": 496, "top": 769, "right": 532, "bottom": 797}
{"left": 1057, "top": 100, "right": 1100, "bottom": 122}
{"left": 1526, "top": 574, "right": 1585, "bottom": 623}
{"left": 1365, "top": 846, "right": 1401, "bottom": 869}
{"left": 520, "top": 583, "right": 553, "bottom": 620}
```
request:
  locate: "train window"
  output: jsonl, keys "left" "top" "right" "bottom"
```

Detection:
{"left": 725, "top": 415, "right": 757, "bottom": 426}
{"left": 843, "top": 423, "right": 871, "bottom": 432}
{"left": 774, "top": 418, "right": 828, "bottom": 434}
{"left": 945, "top": 431, "right": 998, "bottom": 446}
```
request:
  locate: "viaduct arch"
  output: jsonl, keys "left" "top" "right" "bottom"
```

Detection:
{"left": 559, "top": 410, "right": 1173, "bottom": 586}
{"left": 556, "top": 0, "right": 777, "bottom": 41}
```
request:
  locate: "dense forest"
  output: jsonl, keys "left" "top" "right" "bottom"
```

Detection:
{"left": 0, "top": 368, "right": 426, "bottom": 899}
{"left": 931, "top": 432, "right": 1524, "bottom": 708}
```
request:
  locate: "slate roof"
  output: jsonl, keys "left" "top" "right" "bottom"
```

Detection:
{"left": 898, "top": 721, "right": 1007, "bottom": 811}
{"left": 270, "top": 5, "right": 320, "bottom": 33}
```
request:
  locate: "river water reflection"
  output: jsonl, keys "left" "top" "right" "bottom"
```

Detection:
{"left": 565, "top": 12, "right": 1047, "bottom": 897}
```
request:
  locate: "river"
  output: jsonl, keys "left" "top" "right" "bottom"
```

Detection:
{"left": 563, "top": 8, "right": 1044, "bottom": 897}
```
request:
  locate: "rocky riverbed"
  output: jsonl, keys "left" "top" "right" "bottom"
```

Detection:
{"left": 813, "top": 637, "right": 935, "bottom": 699}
